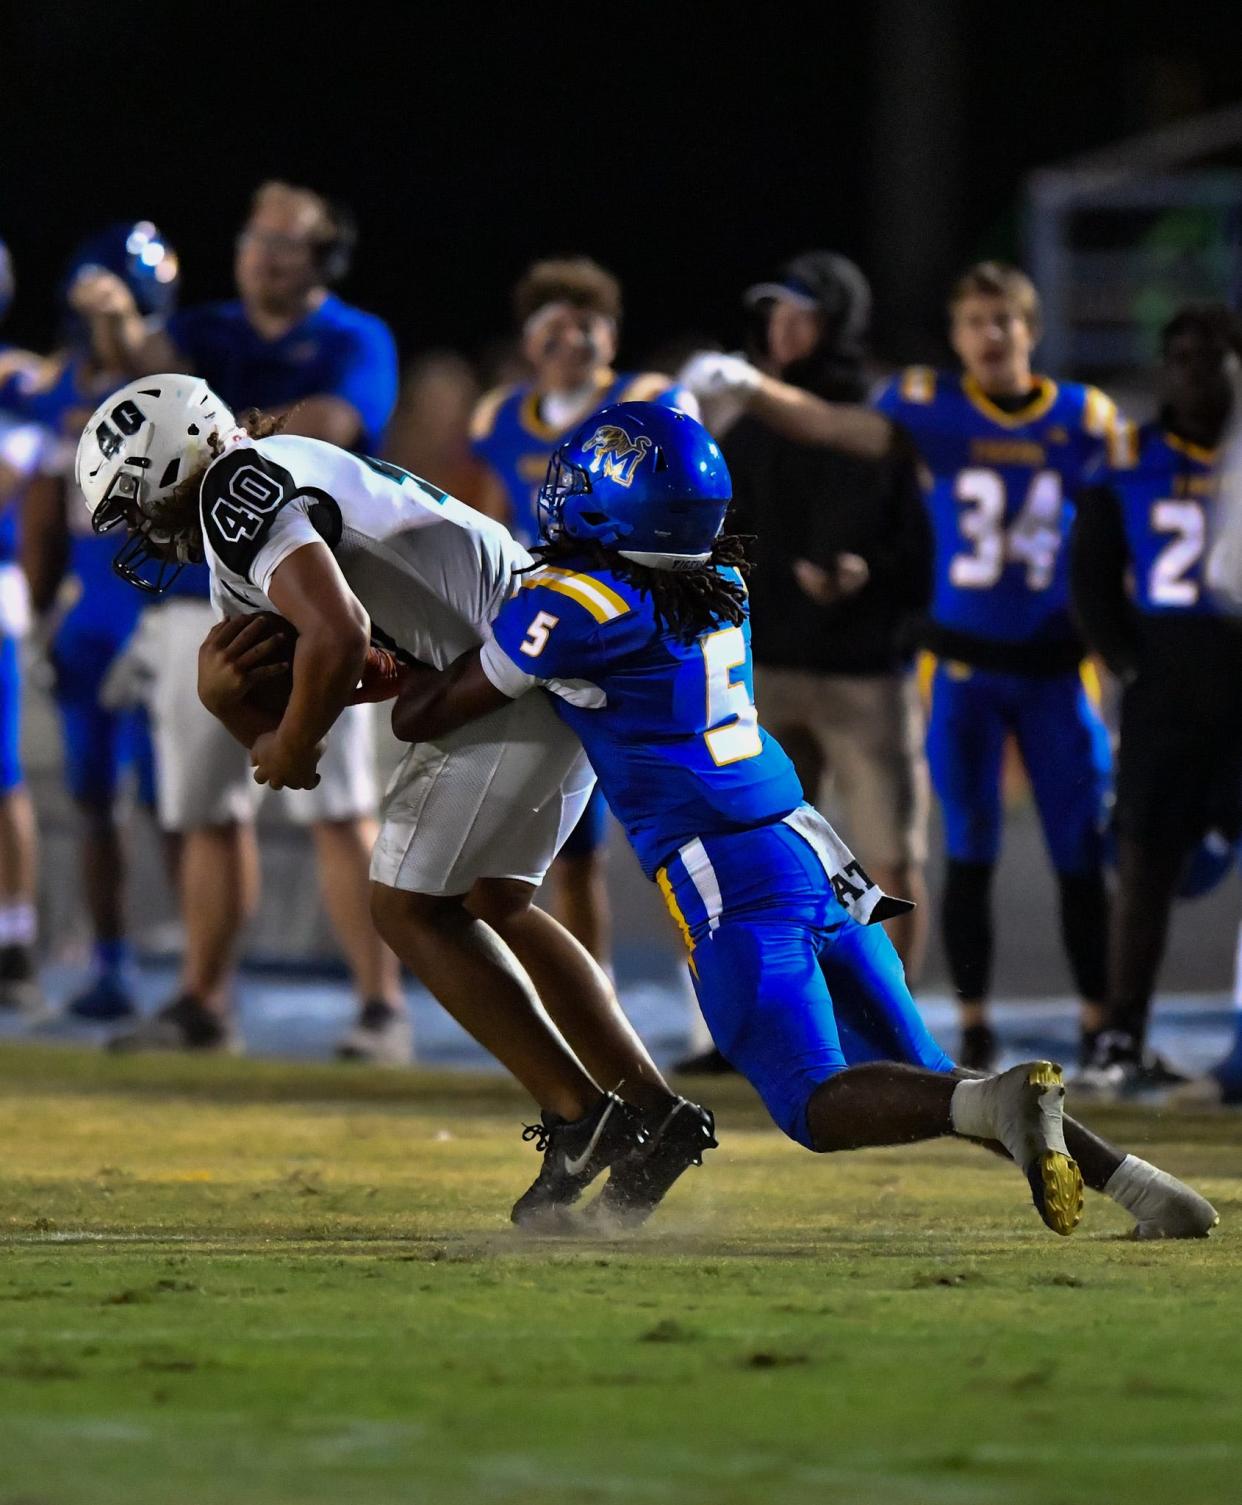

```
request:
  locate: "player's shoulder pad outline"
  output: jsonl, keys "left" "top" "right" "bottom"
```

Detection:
{"left": 469, "top": 383, "right": 521, "bottom": 442}
{"left": 516, "top": 565, "right": 633, "bottom": 625}
{"left": 199, "top": 442, "right": 299, "bottom": 578}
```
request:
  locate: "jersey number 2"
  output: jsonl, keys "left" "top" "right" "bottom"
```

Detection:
{"left": 702, "top": 627, "right": 762, "bottom": 766}
{"left": 1149, "top": 499, "right": 1205, "bottom": 606}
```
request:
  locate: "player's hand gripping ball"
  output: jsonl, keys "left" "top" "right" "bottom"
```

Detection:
{"left": 197, "top": 612, "right": 295, "bottom": 721}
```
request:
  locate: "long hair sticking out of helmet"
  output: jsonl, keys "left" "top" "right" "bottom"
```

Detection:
{"left": 526, "top": 532, "right": 752, "bottom": 644}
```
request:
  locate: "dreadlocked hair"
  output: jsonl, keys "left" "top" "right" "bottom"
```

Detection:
{"left": 151, "top": 408, "right": 288, "bottom": 540}
{"left": 526, "top": 533, "right": 753, "bottom": 643}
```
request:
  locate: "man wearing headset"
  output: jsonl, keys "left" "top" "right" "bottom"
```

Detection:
{"left": 69, "top": 182, "right": 406, "bottom": 1060}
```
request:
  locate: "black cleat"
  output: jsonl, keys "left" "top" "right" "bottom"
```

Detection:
{"left": 106, "top": 994, "right": 237, "bottom": 1054}
{"left": 590, "top": 1097, "right": 718, "bottom": 1228}
{"left": 958, "top": 1022, "right": 998, "bottom": 1073}
{"left": 510, "top": 1092, "right": 644, "bottom": 1229}
{"left": 672, "top": 1046, "right": 736, "bottom": 1077}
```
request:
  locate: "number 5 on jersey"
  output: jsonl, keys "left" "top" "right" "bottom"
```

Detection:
{"left": 520, "top": 610, "right": 560, "bottom": 658}
{"left": 702, "top": 626, "right": 762, "bottom": 765}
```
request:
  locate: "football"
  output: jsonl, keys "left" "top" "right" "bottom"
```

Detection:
{"left": 241, "top": 611, "right": 296, "bottom": 720}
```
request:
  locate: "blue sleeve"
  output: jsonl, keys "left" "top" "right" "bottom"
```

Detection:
{"left": 872, "top": 377, "right": 903, "bottom": 421}
{"left": 489, "top": 585, "right": 607, "bottom": 683}
{"left": 165, "top": 306, "right": 207, "bottom": 364}
{"left": 320, "top": 317, "right": 399, "bottom": 446}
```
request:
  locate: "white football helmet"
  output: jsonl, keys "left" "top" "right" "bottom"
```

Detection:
{"left": 74, "top": 373, "right": 240, "bottom": 591}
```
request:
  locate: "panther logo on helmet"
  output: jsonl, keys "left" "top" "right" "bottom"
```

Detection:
{"left": 581, "top": 425, "right": 653, "bottom": 488}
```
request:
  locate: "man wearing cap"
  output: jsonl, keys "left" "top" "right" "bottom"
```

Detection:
{"left": 691, "top": 254, "right": 933, "bottom": 1058}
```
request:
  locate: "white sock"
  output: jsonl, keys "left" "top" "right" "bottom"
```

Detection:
{"left": 1103, "top": 1155, "right": 1163, "bottom": 1219}
{"left": 949, "top": 1077, "right": 994, "bottom": 1139}
{"left": 0, "top": 903, "right": 36, "bottom": 947}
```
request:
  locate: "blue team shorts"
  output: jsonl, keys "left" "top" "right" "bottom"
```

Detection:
{"left": 657, "top": 807, "right": 954, "bottom": 1147}
{"left": 0, "top": 634, "right": 21, "bottom": 794}
{"left": 926, "top": 663, "right": 1110, "bottom": 873}
{"left": 51, "top": 611, "right": 156, "bottom": 809}
{"left": 559, "top": 784, "right": 609, "bottom": 860}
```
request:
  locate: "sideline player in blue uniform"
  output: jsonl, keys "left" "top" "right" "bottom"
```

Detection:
{"left": 470, "top": 257, "right": 695, "bottom": 971}
{"left": 0, "top": 239, "right": 50, "bottom": 1012}
{"left": 683, "top": 264, "right": 1116, "bottom": 1072}
{"left": 17, "top": 223, "right": 174, "bottom": 1019}
{"left": 390, "top": 401, "right": 1217, "bottom": 1238}
{"left": 1073, "top": 304, "right": 1242, "bottom": 1098}
{"left": 68, "top": 182, "right": 406, "bottom": 1060}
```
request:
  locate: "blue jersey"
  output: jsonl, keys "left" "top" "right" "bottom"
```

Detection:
{"left": 874, "top": 368, "right": 1117, "bottom": 655}
{"left": 1103, "top": 420, "right": 1219, "bottom": 617}
{"left": 470, "top": 370, "right": 691, "bottom": 544}
{"left": 5, "top": 353, "right": 144, "bottom": 629}
{"left": 481, "top": 559, "right": 805, "bottom": 877}
{"left": 168, "top": 293, "right": 399, "bottom": 453}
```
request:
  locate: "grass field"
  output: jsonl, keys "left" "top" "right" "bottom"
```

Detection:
{"left": 0, "top": 1043, "right": 1238, "bottom": 1505}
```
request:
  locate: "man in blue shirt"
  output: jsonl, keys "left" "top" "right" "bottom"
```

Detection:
{"left": 69, "top": 183, "right": 405, "bottom": 1060}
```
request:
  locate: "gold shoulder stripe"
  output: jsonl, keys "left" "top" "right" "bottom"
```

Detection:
{"left": 899, "top": 366, "right": 936, "bottom": 404}
{"left": 522, "top": 567, "right": 631, "bottom": 623}
{"left": 469, "top": 384, "right": 518, "bottom": 442}
{"left": 618, "top": 371, "right": 674, "bottom": 403}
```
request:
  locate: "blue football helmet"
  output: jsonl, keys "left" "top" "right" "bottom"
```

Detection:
{"left": 0, "top": 239, "right": 12, "bottom": 325}
{"left": 538, "top": 401, "right": 732, "bottom": 568}
{"left": 61, "top": 221, "right": 179, "bottom": 347}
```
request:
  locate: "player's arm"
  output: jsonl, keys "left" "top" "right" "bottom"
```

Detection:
{"left": 1069, "top": 486, "right": 1140, "bottom": 683}
{"left": 679, "top": 352, "right": 898, "bottom": 461}
{"left": 391, "top": 649, "right": 511, "bottom": 743}
{"left": 19, "top": 471, "right": 70, "bottom": 614}
{"left": 67, "top": 270, "right": 179, "bottom": 376}
{"left": 254, "top": 542, "right": 370, "bottom": 788}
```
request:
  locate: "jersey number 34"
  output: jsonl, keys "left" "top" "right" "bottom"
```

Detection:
{"left": 951, "top": 467, "right": 1064, "bottom": 592}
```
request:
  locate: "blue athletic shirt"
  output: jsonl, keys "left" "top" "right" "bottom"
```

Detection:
{"left": 471, "top": 370, "right": 692, "bottom": 545}
{"left": 161, "top": 292, "right": 399, "bottom": 600}
{"left": 1100, "top": 420, "right": 1220, "bottom": 617}
{"left": 479, "top": 557, "right": 804, "bottom": 877}
{"left": 874, "top": 368, "right": 1118, "bottom": 670}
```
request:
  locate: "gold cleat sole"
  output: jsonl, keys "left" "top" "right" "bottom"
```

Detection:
{"left": 1024, "top": 1063, "right": 1085, "bottom": 1236}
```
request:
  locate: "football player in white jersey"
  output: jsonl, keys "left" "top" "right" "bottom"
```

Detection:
{"left": 74, "top": 374, "right": 716, "bottom": 1227}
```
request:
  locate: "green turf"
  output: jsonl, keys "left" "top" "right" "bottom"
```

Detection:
{"left": 0, "top": 1042, "right": 1237, "bottom": 1505}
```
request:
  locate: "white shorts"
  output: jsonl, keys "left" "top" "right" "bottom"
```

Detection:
{"left": 370, "top": 690, "right": 594, "bottom": 896}
{"left": 130, "top": 600, "right": 379, "bottom": 833}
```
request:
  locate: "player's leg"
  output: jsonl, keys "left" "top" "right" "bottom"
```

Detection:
{"left": 0, "top": 632, "right": 39, "bottom": 1012}
{"left": 285, "top": 704, "right": 410, "bottom": 1064}
{"left": 547, "top": 788, "right": 611, "bottom": 966}
{"left": 108, "top": 602, "right": 257, "bottom": 1052}
{"left": 58, "top": 694, "right": 136, "bottom": 1020}
{"left": 817, "top": 672, "right": 931, "bottom": 982}
{"left": 372, "top": 696, "right": 648, "bottom": 1221}
{"left": 1013, "top": 673, "right": 1111, "bottom": 1061}
{"left": 468, "top": 876, "right": 676, "bottom": 1111}
{"left": 926, "top": 663, "right": 1007, "bottom": 1067}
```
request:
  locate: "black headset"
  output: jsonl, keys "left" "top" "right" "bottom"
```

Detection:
{"left": 316, "top": 200, "right": 357, "bottom": 285}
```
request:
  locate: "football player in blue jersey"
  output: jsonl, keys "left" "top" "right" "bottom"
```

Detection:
{"left": 469, "top": 258, "right": 697, "bottom": 973}
{"left": 71, "top": 183, "right": 406, "bottom": 1060}
{"left": 1073, "top": 304, "right": 1242, "bottom": 1098}
{"left": 388, "top": 401, "right": 1217, "bottom": 1238}
{"left": 684, "top": 263, "right": 1116, "bottom": 1072}
{"left": 16, "top": 223, "right": 176, "bottom": 1021}
{"left": 0, "top": 240, "right": 57, "bottom": 1013}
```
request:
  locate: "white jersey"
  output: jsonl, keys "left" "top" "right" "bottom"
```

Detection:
{"left": 198, "top": 434, "right": 530, "bottom": 664}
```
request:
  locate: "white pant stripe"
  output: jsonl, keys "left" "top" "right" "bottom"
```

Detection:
{"left": 679, "top": 837, "right": 724, "bottom": 933}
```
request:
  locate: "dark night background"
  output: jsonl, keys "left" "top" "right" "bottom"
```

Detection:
{"left": 5, "top": 1, "right": 1242, "bottom": 366}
